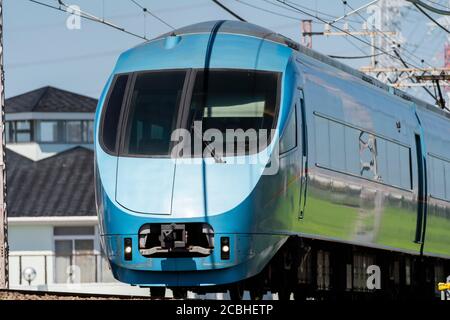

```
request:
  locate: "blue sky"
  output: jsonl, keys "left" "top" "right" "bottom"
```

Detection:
{"left": 4, "top": 0, "right": 448, "bottom": 102}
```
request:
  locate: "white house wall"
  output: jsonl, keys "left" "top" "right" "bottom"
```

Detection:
{"left": 8, "top": 224, "right": 54, "bottom": 286}
{"left": 7, "top": 143, "right": 94, "bottom": 161}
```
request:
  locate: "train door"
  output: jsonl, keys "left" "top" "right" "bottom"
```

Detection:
{"left": 414, "top": 107, "right": 428, "bottom": 248}
{"left": 413, "top": 123, "right": 427, "bottom": 247}
{"left": 298, "top": 89, "right": 308, "bottom": 219}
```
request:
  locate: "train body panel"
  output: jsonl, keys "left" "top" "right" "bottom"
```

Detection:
{"left": 94, "top": 21, "right": 450, "bottom": 289}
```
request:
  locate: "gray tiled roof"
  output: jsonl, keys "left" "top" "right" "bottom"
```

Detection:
{"left": 6, "top": 147, "right": 96, "bottom": 217}
{"left": 6, "top": 86, "right": 98, "bottom": 113}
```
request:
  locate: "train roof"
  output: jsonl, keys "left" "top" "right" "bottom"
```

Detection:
{"left": 154, "top": 20, "right": 450, "bottom": 121}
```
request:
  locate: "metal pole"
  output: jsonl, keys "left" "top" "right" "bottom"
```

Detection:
{"left": 0, "top": 0, "right": 8, "bottom": 290}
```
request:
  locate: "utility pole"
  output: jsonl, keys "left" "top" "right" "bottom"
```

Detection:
{"left": 0, "top": 0, "right": 8, "bottom": 290}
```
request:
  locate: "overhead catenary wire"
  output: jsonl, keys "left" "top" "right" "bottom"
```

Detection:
{"left": 274, "top": 0, "right": 427, "bottom": 71}
{"left": 412, "top": 2, "right": 450, "bottom": 33}
{"left": 234, "top": 0, "right": 312, "bottom": 22}
{"left": 423, "top": 0, "right": 450, "bottom": 10}
{"left": 261, "top": 0, "right": 362, "bottom": 23}
{"left": 211, "top": 0, "right": 247, "bottom": 22}
{"left": 341, "top": 0, "right": 439, "bottom": 101}
{"left": 234, "top": 0, "right": 383, "bottom": 59}
{"left": 28, "top": 0, "right": 149, "bottom": 40}
{"left": 407, "top": 0, "right": 450, "bottom": 15}
{"left": 338, "top": 0, "right": 444, "bottom": 93}
{"left": 342, "top": 0, "right": 435, "bottom": 70}
{"left": 129, "top": 0, "right": 175, "bottom": 30}
{"left": 340, "top": 0, "right": 440, "bottom": 101}
{"left": 392, "top": 47, "right": 440, "bottom": 103}
{"left": 276, "top": 0, "right": 447, "bottom": 106}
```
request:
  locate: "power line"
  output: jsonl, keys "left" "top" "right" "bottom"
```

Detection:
{"left": 7, "top": 49, "right": 122, "bottom": 69}
{"left": 129, "top": 0, "right": 174, "bottom": 30}
{"left": 413, "top": 3, "right": 450, "bottom": 33}
{"left": 342, "top": 0, "right": 439, "bottom": 76}
{"left": 27, "top": 0, "right": 148, "bottom": 40}
{"left": 407, "top": 0, "right": 450, "bottom": 15}
{"left": 424, "top": 0, "right": 450, "bottom": 10}
{"left": 235, "top": 0, "right": 377, "bottom": 60}
{"left": 342, "top": 1, "right": 425, "bottom": 67}
{"left": 348, "top": 0, "right": 440, "bottom": 102}
{"left": 211, "top": 0, "right": 246, "bottom": 22}
{"left": 234, "top": 0, "right": 310, "bottom": 22}
{"left": 372, "top": 2, "right": 441, "bottom": 68}
{"left": 274, "top": 0, "right": 426, "bottom": 71}
{"left": 262, "top": 0, "right": 361, "bottom": 23}
{"left": 277, "top": 0, "right": 445, "bottom": 106}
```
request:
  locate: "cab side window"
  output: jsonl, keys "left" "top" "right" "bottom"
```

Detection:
{"left": 101, "top": 74, "right": 129, "bottom": 154}
{"left": 280, "top": 105, "right": 297, "bottom": 154}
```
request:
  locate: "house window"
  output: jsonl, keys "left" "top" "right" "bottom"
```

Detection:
{"left": 53, "top": 226, "right": 97, "bottom": 284}
{"left": 66, "top": 121, "right": 83, "bottom": 143}
{"left": 7, "top": 120, "right": 94, "bottom": 144}
{"left": 65, "top": 120, "right": 93, "bottom": 144}
{"left": 6, "top": 120, "right": 33, "bottom": 143}
{"left": 38, "top": 121, "right": 59, "bottom": 142}
{"left": 5, "top": 122, "right": 10, "bottom": 142}
{"left": 86, "top": 121, "right": 94, "bottom": 143}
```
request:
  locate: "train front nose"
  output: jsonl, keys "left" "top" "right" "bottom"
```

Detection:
{"left": 105, "top": 69, "right": 281, "bottom": 281}
{"left": 114, "top": 67, "right": 280, "bottom": 218}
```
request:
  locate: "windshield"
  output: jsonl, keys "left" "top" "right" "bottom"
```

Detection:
{"left": 122, "top": 71, "right": 187, "bottom": 156}
{"left": 115, "top": 69, "right": 280, "bottom": 157}
{"left": 189, "top": 70, "right": 279, "bottom": 156}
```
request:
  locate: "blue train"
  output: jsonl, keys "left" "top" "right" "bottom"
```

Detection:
{"left": 95, "top": 21, "right": 450, "bottom": 300}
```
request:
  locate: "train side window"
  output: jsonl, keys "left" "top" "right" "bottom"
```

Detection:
{"left": 376, "top": 139, "right": 389, "bottom": 184}
{"left": 279, "top": 105, "right": 297, "bottom": 154}
{"left": 344, "top": 125, "right": 360, "bottom": 176}
{"left": 433, "top": 156, "right": 445, "bottom": 200}
{"left": 315, "top": 116, "right": 330, "bottom": 167}
{"left": 446, "top": 162, "right": 450, "bottom": 200}
{"left": 429, "top": 154, "right": 450, "bottom": 201}
{"left": 101, "top": 74, "right": 129, "bottom": 154}
{"left": 329, "top": 120, "right": 345, "bottom": 171}
{"left": 314, "top": 114, "right": 412, "bottom": 190}
{"left": 386, "top": 141, "right": 401, "bottom": 186}
{"left": 428, "top": 156, "right": 435, "bottom": 197}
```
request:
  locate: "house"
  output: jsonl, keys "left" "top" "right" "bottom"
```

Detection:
{"left": 5, "top": 86, "right": 149, "bottom": 295}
